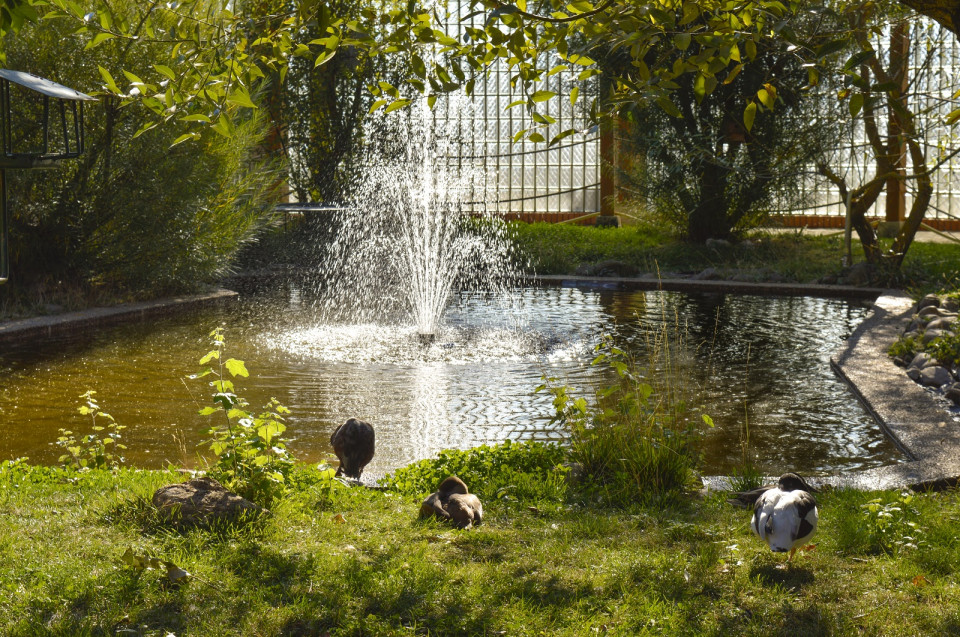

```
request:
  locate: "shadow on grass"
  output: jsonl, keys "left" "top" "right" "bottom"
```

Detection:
{"left": 749, "top": 562, "right": 815, "bottom": 589}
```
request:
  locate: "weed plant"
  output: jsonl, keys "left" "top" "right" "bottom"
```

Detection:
{"left": 187, "top": 328, "right": 294, "bottom": 506}
{"left": 55, "top": 390, "right": 127, "bottom": 471}
{"left": 541, "top": 331, "right": 709, "bottom": 508}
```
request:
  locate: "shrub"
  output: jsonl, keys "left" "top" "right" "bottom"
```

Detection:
{"left": 382, "top": 440, "right": 569, "bottom": 505}
{"left": 55, "top": 390, "right": 126, "bottom": 471}
{"left": 540, "top": 334, "right": 709, "bottom": 507}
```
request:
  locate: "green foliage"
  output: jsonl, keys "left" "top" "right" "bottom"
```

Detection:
{"left": 889, "top": 333, "right": 921, "bottom": 362}
{"left": 540, "top": 335, "right": 707, "bottom": 507}
{"left": 382, "top": 440, "right": 569, "bottom": 504}
{"left": 621, "top": 8, "right": 847, "bottom": 242}
{"left": 928, "top": 331, "right": 960, "bottom": 367}
{"left": 859, "top": 492, "right": 927, "bottom": 556}
{"left": 55, "top": 390, "right": 126, "bottom": 471}
{"left": 2, "top": 2, "right": 279, "bottom": 300}
{"left": 190, "top": 328, "right": 294, "bottom": 505}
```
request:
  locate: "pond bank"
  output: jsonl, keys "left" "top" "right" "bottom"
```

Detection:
{"left": 0, "top": 288, "right": 237, "bottom": 346}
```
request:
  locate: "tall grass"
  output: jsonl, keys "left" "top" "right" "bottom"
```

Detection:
{"left": 540, "top": 319, "right": 708, "bottom": 507}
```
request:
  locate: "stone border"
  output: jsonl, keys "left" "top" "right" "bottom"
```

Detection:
{"left": 532, "top": 274, "right": 884, "bottom": 299}
{"left": 0, "top": 288, "right": 238, "bottom": 347}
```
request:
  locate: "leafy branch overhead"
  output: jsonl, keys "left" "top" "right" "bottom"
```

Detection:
{"left": 2, "top": 0, "right": 950, "bottom": 144}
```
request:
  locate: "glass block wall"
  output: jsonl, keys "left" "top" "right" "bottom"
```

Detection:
{"left": 432, "top": 1, "right": 601, "bottom": 216}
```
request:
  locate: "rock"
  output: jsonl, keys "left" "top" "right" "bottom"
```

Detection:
{"left": 419, "top": 476, "right": 483, "bottom": 529}
{"left": 843, "top": 262, "right": 876, "bottom": 286}
{"left": 591, "top": 260, "right": 638, "bottom": 277}
{"left": 905, "top": 318, "right": 923, "bottom": 334}
{"left": 152, "top": 477, "right": 264, "bottom": 527}
{"left": 919, "top": 305, "right": 944, "bottom": 318}
{"left": 926, "top": 316, "right": 957, "bottom": 331}
{"left": 917, "top": 294, "right": 941, "bottom": 312}
{"left": 945, "top": 297, "right": 960, "bottom": 313}
{"left": 921, "top": 329, "right": 946, "bottom": 345}
{"left": 946, "top": 384, "right": 960, "bottom": 406}
{"left": 330, "top": 418, "right": 375, "bottom": 479}
{"left": 920, "top": 366, "right": 954, "bottom": 387}
{"left": 909, "top": 352, "right": 933, "bottom": 369}
{"left": 907, "top": 367, "right": 921, "bottom": 381}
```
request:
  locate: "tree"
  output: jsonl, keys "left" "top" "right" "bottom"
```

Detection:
{"left": 1, "top": 0, "right": 279, "bottom": 299}
{"left": 614, "top": 10, "right": 845, "bottom": 242}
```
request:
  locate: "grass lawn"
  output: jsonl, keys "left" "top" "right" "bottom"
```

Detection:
{"left": 4, "top": 460, "right": 960, "bottom": 636}
{"left": 510, "top": 222, "right": 960, "bottom": 295}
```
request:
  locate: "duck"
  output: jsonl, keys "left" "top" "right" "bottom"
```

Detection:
{"left": 330, "top": 418, "right": 375, "bottom": 480}
{"left": 419, "top": 476, "right": 483, "bottom": 529}
{"left": 727, "top": 472, "right": 816, "bottom": 509}
{"left": 750, "top": 473, "right": 818, "bottom": 561}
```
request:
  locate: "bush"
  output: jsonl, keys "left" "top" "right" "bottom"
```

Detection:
{"left": 190, "top": 328, "right": 295, "bottom": 506}
{"left": 382, "top": 440, "right": 569, "bottom": 505}
{"left": 2, "top": 1, "right": 279, "bottom": 303}
{"left": 540, "top": 334, "right": 708, "bottom": 507}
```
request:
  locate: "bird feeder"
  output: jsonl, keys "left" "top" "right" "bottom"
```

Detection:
{"left": 0, "top": 69, "right": 96, "bottom": 284}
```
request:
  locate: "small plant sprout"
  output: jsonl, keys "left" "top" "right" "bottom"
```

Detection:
{"left": 56, "top": 390, "right": 126, "bottom": 471}
{"left": 189, "top": 327, "right": 294, "bottom": 505}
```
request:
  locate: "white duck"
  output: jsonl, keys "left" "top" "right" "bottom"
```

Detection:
{"left": 751, "top": 473, "right": 818, "bottom": 561}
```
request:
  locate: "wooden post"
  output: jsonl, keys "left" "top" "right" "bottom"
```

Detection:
{"left": 885, "top": 21, "right": 909, "bottom": 231}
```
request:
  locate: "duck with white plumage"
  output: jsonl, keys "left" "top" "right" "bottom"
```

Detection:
{"left": 741, "top": 473, "right": 819, "bottom": 562}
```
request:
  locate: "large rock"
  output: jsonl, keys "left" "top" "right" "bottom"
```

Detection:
{"left": 945, "top": 384, "right": 960, "bottom": 406}
{"left": 152, "top": 477, "right": 263, "bottom": 526}
{"left": 920, "top": 366, "right": 954, "bottom": 388}
{"left": 909, "top": 352, "right": 934, "bottom": 369}
{"left": 917, "top": 294, "right": 941, "bottom": 312}
{"left": 926, "top": 316, "right": 957, "bottom": 332}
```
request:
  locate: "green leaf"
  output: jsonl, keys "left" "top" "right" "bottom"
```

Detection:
{"left": 656, "top": 97, "right": 681, "bottom": 118}
{"left": 848, "top": 92, "right": 864, "bottom": 118}
{"left": 743, "top": 101, "right": 757, "bottom": 132}
{"left": 531, "top": 90, "right": 556, "bottom": 103}
{"left": 170, "top": 132, "right": 199, "bottom": 146}
{"left": 384, "top": 98, "right": 411, "bottom": 114}
{"left": 153, "top": 64, "right": 176, "bottom": 81}
{"left": 98, "top": 66, "right": 120, "bottom": 94}
{"left": 198, "top": 406, "right": 219, "bottom": 416}
{"left": 199, "top": 350, "right": 220, "bottom": 365}
{"left": 701, "top": 414, "right": 714, "bottom": 427}
{"left": 674, "top": 33, "right": 691, "bottom": 51}
{"left": 226, "top": 89, "right": 257, "bottom": 109}
{"left": 224, "top": 359, "right": 249, "bottom": 378}
{"left": 569, "top": 86, "right": 579, "bottom": 105}
{"left": 946, "top": 108, "right": 960, "bottom": 126}
{"left": 86, "top": 32, "right": 115, "bottom": 50}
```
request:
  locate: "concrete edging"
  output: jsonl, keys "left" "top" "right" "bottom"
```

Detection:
{"left": 0, "top": 288, "right": 238, "bottom": 346}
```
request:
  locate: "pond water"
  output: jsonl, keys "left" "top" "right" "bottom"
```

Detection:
{"left": 0, "top": 283, "right": 902, "bottom": 475}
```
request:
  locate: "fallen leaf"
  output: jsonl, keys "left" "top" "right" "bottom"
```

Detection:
{"left": 802, "top": 544, "right": 817, "bottom": 552}
{"left": 333, "top": 513, "right": 346, "bottom": 524}
{"left": 912, "top": 574, "right": 931, "bottom": 588}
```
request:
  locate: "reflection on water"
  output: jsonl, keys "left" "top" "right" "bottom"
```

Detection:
{"left": 0, "top": 284, "right": 902, "bottom": 475}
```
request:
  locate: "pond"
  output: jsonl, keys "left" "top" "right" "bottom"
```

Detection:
{"left": 0, "top": 282, "right": 902, "bottom": 475}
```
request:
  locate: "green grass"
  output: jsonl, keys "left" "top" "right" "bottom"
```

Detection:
{"left": 4, "top": 459, "right": 960, "bottom": 636}
{"left": 511, "top": 222, "right": 960, "bottom": 293}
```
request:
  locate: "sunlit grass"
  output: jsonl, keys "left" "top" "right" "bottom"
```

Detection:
{"left": 4, "top": 460, "right": 960, "bottom": 635}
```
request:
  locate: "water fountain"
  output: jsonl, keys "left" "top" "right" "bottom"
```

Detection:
{"left": 312, "top": 96, "right": 519, "bottom": 340}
